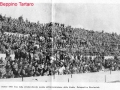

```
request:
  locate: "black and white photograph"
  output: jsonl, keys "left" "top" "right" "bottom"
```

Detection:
{"left": 0, "top": 0, "right": 120, "bottom": 89}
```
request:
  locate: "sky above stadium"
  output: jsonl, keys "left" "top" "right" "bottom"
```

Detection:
{"left": 0, "top": 3, "right": 52, "bottom": 23}
{"left": 1, "top": 1, "right": 120, "bottom": 34}
{"left": 54, "top": 3, "right": 120, "bottom": 34}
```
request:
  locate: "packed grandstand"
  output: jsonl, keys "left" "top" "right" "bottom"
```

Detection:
{"left": 0, "top": 14, "right": 120, "bottom": 79}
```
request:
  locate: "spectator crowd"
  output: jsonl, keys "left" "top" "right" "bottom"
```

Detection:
{"left": 0, "top": 14, "right": 120, "bottom": 79}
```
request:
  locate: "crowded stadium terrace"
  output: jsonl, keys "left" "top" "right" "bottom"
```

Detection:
{"left": 0, "top": 14, "right": 120, "bottom": 79}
